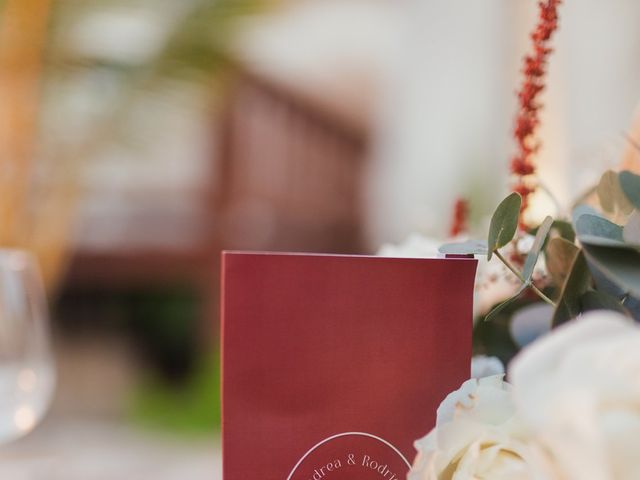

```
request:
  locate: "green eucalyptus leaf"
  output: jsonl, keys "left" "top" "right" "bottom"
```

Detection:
{"left": 530, "top": 220, "right": 575, "bottom": 243}
{"left": 622, "top": 295, "right": 640, "bottom": 322}
{"left": 487, "top": 193, "right": 521, "bottom": 260}
{"left": 582, "top": 243, "right": 640, "bottom": 298}
{"left": 439, "top": 239, "right": 488, "bottom": 256}
{"left": 473, "top": 310, "right": 520, "bottom": 362}
{"left": 597, "top": 170, "right": 634, "bottom": 215}
{"left": 545, "top": 237, "right": 579, "bottom": 288}
{"left": 576, "top": 214, "right": 624, "bottom": 247}
{"left": 484, "top": 285, "right": 527, "bottom": 323}
{"left": 576, "top": 214, "right": 640, "bottom": 249}
{"left": 551, "top": 220, "right": 576, "bottom": 243}
{"left": 579, "top": 290, "right": 626, "bottom": 314}
{"left": 572, "top": 204, "right": 601, "bottom": 225}
{"left": 522, "top": 216, "right": 553, "bottom": 282}
{"left": 579, "top": 235, "right": 628, "bottom": 248}
{"left": 552, "top": 251, "right": 592, "bottom": 327}
{"left": 620, "top": 171, "right": 640, "bottom": 210}
{"left": 623, "top": 211, "right": 640, "bottom": 245}
{"left": 597, "top": 170, "right": 617, "bottom": 213}
{"left": 589, "top": 258, "right": 627, "bottom": 299}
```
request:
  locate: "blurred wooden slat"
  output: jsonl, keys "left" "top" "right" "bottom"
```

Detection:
{"left": 216, "top": 67, "right": 369, "bottom": 254}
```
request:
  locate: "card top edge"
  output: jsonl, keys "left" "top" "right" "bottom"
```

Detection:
{"left": 221, "top": 250, "right": 477, "bottom": 262}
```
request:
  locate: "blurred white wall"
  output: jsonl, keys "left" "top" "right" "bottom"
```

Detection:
{"left": 366, "top": 0, "right": 513, "bottom": 246}
{"left": 542, "top": 0, "right": 640, "bottom": 207}
{"left": 235, "top": 0, "right": 640, "bottom": 247}
{"left": 367, "top": 0, "right": 640, "bottom": 247}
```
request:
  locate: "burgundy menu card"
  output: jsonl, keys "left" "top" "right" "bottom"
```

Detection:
{"left": 221, "top": 252, "right": 477, "bottom": 479}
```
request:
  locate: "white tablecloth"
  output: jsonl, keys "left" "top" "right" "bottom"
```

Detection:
{"left": 0, "top": 417, "right": 221, "bottom": 480}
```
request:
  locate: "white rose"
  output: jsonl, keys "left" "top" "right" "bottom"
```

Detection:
{"left": 510, "top": 311, "right": 640, "bottom": 480}
{"left": 409, "top": 375, "right": 544, "bottom": 480}
{"left": 471, "top": 355, "right": 505, "bottom": 379}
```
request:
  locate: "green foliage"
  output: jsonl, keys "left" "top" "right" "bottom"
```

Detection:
{"left": 550, "top": 169, "right": 640, "bottom": 324}
{"left": 624, "top": 211, "right": 640, "bottom": 245}
{"left": 620, "top": 171, "right": 640, "bottom": 211}
{"left": 130, "top": 353, "right": 221, "bottom": 436}
{"left": 598, "top": 170, "right": 634, "bottom": 215}
{"left": 484, "top": 285, "right": 527, "bottom": 323}
{"left": 473, "top": 302, "right": 522, "bottom": 366}
{"left": 550, "top": 220, "right": 576, "bottom": 243}
{"left": 487, "top": 193, "right": 522, "bottom": 260}
{"left": 581, "top": 244, "right": 640, "bottom": 298}
{"left": 43, "top": 0, "right": 273, "bottom": 178}
{"left": 545, "top": 237, "right": 578, "bottom": 289}
{"left": 570, "top": 170, "right": 640, "bottom": 299}
{"left": 443, "top": 195, "right": 554, "bottom": 324}
{"left": 126, "top": 287, "right": 219, "bottom": 435}
{"left": 552, "top": 251, "right": 592, "bottom": 327}
{"left": 572, "top": 204, "right": 601, "bottom": 224}
{"left": 575, "top": 214, "right": 625, "bottom": 247}
{"left": 530, "top": 219, "right": 575, "bottom": 243}
{"left": 154, "top": 0, "right": 270, "bottom": 80}
{"left": 523, "top": 216, "right": 553, "bottom": 282}
{"left": 444, "top": 168, "right": 640, "bottom": 361}
{"left": 580, "top": 290, "right": 627, "bottom": 314}
{"left": 485, "top": 214, "right": 553, "bottom": 323}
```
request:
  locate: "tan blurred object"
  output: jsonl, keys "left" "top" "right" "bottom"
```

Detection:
{"left": 0, "top": 0, "right": 51, "bottom": 240}
{"left": 621, "top": 105, "right": 640, "bottom": 173}
{"left": 0, "top": 0, "right": 72, "bottom": 290}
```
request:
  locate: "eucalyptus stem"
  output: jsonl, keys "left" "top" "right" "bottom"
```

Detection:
{"left": 494, "top": 250, "right": 557, "bottom": 307}
{"left": 494, "top": 250, "right": 524, "bottom": 280}
{"left": 530, "top": 285, "right": 557, "bottom": 307}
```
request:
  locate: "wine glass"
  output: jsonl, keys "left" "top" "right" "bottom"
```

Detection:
{"left": 0, "top": 249, "right": 55, "bottom": 444}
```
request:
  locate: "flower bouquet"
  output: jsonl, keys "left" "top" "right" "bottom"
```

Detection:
{"left": 401, "top": 1, "right": 640, "bottom": 478}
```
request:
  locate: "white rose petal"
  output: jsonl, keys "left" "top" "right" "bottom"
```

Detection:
{"left": 409, "top": 375, "right": 546, "bottom": 480}
{"left": 471, "top": 355, "right": 505, "bottom": 379}
{"left": 510, "top": 311, "right": 640, "bottom": 480}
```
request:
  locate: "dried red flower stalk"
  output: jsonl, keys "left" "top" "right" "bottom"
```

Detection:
{"left": 511, "top": 0, "right": 562, "bottom": 226}
{"left": 449, "top": 198, "right": 469, "bottom": 237}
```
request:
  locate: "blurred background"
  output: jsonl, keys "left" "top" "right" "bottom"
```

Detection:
{"left": 0, "top": 0, "right": 639, "bottom": 478}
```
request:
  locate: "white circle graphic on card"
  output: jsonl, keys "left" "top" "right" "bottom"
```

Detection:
{"left": 287, "top": 431, "right": 412, "bottom": 480}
